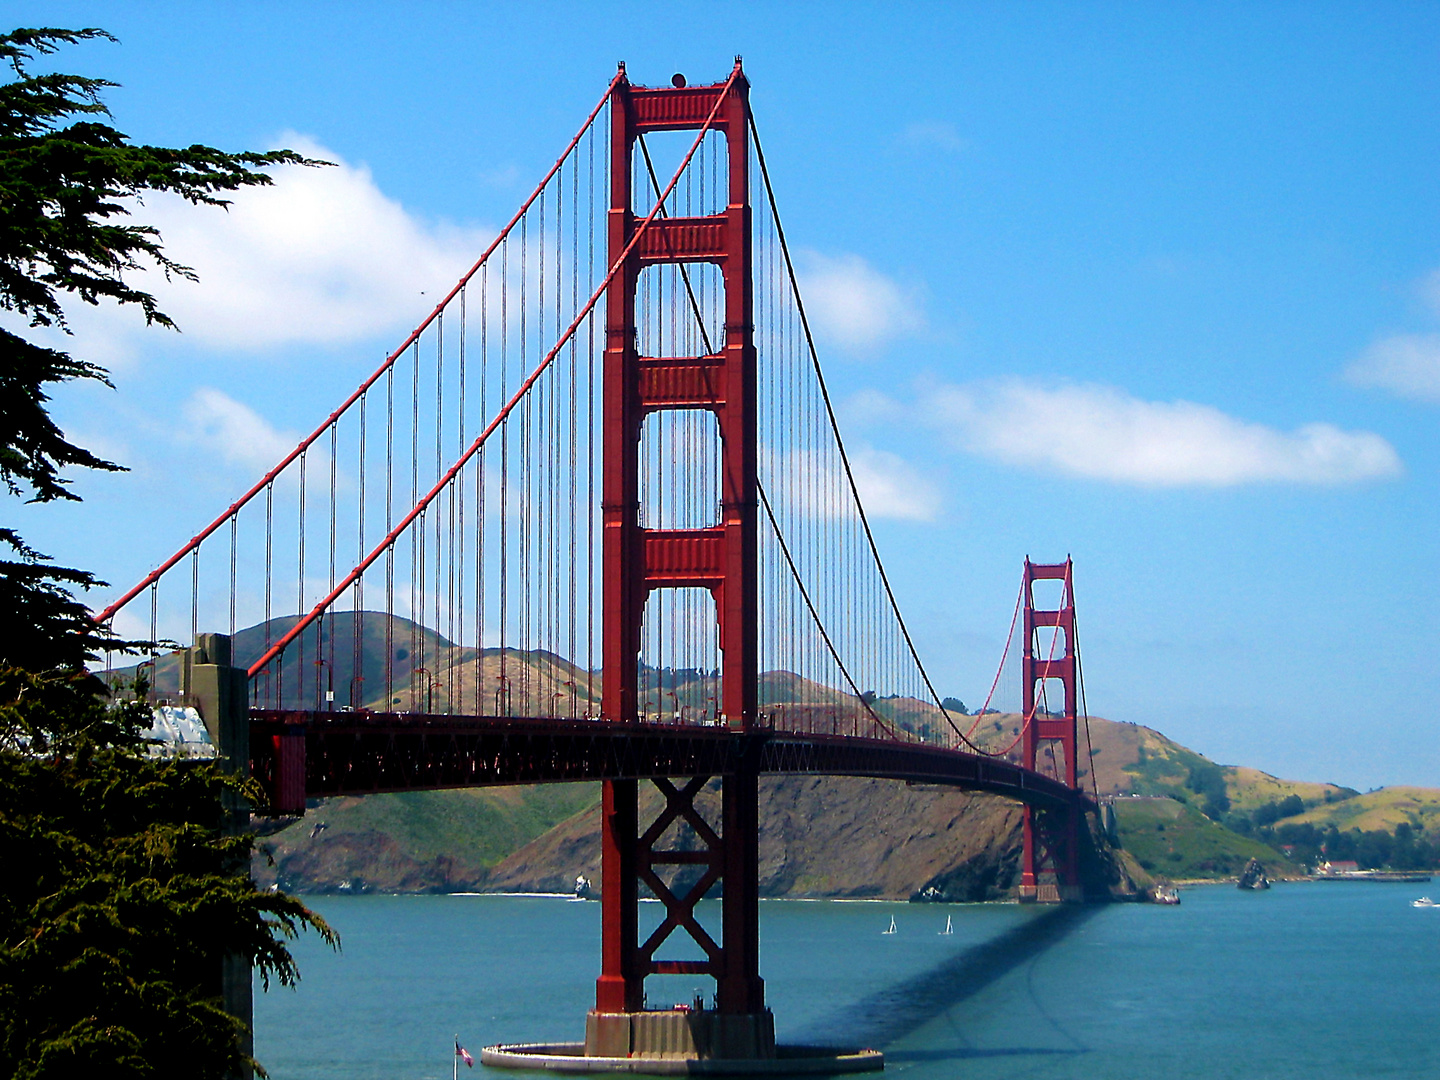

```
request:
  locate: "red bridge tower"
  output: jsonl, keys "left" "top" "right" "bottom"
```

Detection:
{"left": 1020, "top": 558, "right": 1085, "bottom": 903}
{"left": 593, "top": 60, "right": 770, "bottom": 1055}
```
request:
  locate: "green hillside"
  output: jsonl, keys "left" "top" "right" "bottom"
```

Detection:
{"left": 1084, "top": 719, "right": 1440, "bottom": 875}
{"left": 1103, "top": 723, "right": 1354, "bottom": 813}
{"left": 1111, "top": 797, "right": 1306, "bottom": 880}
{"left": 1288, "top": 786, "right": 1440, "bottom": 833}
{"left": 253, "top": 784, "right": 600, "bottom": 893}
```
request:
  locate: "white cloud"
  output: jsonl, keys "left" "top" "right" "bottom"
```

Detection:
{"left": 850, "top": 446, "right": 941, "bottom": 521}
{"left": 1345, "top": 333, "right": 1440, "bottom": 402}
{"left": 899, "top": 120, "right": 966, "bottom": 153}
{"left": 928, "top": 380, "right": 1401, "bottom": 487}
{"left": 796, "top": 252, "right": 923, "bottom": 353}
{"left": 181, "top": 388, "right": 296, "bottom": 472}
{"left": 762, "top": 443, "right": 939, "bottom": 522}
{"left": 68, "top": 135, "right": 492, "bottom": 360}
{"left": 839, "top": 388, "right": 906, "bottom": 429}
{"left": 1344, "top": 267, "right": 1440, "bottom": 403}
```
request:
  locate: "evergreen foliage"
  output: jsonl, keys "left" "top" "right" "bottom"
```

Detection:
{"left": 1184, "top": 760, "right": 1230, "bottom": 820}
{"left": 1252, "top": 793, "right": 1305, "bottom": 828}
{"left": 0, "top": 735, "right": 336, "bottom": 1079}
{"left": 0, "top": 26, "right": 333, "bottom": 1077}
{"left": 1262, "top": 820, "right": 1440, "bottom": 871}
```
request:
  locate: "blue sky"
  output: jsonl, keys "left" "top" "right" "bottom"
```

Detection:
{"left": 16, "top": 2, "right": 1440, "bottom": 788}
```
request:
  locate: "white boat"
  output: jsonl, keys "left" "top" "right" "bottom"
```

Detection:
{"left": 1413, "top": 896, "right": 1436, "bottom": 908}
{"left": 939, "top": 915, "right": 953, "bottom": 936}
{"left": 882, "top": 915, "right": 897, "bottom": 935}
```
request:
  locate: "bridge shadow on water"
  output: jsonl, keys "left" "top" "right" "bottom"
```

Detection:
{"left": 792, "top": 904, "right": 1096, "bottom": 1064}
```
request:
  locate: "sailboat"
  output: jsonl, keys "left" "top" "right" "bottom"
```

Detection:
{"left": 939, "top": 915, "right": 953, "bottom": 936}
{"left": 882, "top": 914, "right": 897, "bottom": 935}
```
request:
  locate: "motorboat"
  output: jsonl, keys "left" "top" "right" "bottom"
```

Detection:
{"left": 1413, "top": 896, "right": 1436, "bottom": 908}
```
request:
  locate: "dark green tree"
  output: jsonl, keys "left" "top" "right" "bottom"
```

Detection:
{"left": 0, "top": 26, "right": 332, "bottom": 1079}
{"left": 0, "top": 742, "right": 335, "bottom": 1079}
{"left": 1184, "top": 761, "right": 1230, "bottom": 819}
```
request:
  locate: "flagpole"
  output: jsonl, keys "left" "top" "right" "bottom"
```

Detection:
{"left": 454, "top": 1034, "right": 459, "bottom": 1080}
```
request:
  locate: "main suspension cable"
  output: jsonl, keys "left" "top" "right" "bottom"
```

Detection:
{"left": 749, "top": 112, "right": 998, "bottom": 755}
{"left": 637, "top": 129, "right": 900, "bottom": 741}
{"left": 249, "top": 65, "right": 743, "bottom": 680}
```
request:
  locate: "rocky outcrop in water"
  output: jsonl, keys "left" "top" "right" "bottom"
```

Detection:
{"left": 1237, "top": 858, "right": 1271, "bottom": 890}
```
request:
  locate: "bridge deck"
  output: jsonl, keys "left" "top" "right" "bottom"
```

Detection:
{"left": 249, "top": 710, "right": 1090, "bottom": 815}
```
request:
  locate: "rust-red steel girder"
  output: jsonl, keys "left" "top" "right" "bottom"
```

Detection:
{"left": 248, "top": 711, "right": 1090, "bottom": 815}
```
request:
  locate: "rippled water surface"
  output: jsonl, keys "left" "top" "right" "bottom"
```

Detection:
{"left": 255, "top": 882, "right": 1440, "bottom": 1079}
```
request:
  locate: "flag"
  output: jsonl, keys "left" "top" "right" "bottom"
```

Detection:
{"left": 455, "top": 1040, "right": 474, "bottom": 1068}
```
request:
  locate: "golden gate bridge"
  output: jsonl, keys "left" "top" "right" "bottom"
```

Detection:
{"left": 97, "top": 60, "right": 1098, "bottom": 1072}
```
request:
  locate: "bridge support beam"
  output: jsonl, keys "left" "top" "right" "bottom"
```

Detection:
{"left": 1019, "top": 559, "right": 1085, "bottom": 903}
{"left": 181, "top": 633, "right": 256, "bottom": 1077}
{"left": 596, "top": 779, "right": 641, "bottom": 1012}
{"left": 594, "top": 61, "right": 770, "bottom": 1051}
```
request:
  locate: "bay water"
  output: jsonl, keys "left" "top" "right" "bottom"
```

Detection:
{"left": 255, "top": 882, "right": 1440, "bottom": 1079}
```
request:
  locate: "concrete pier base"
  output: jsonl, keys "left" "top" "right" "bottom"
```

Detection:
{"left": 1019, "top": 882, "right": 1085, "bottom": 904}
{"left": 484, "top": 1010, "right": 881, "bottom": 1075}
{"left": 585, "top": 1010, "right": 775, "bottom": 1061}
{"left": 481, "top": 1042, "right": 883, "bottom": 1075}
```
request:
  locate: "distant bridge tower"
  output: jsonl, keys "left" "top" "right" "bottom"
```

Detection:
{"left": 595, "top": 59, "right": 770, "bottom": 1053}
{"left": 1019, "top": 558, "right": 1084, "bottom": 903}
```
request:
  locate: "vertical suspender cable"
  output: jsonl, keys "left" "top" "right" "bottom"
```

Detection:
{"left": 356, "top": 392, "right": 367, "bottom": 707}
{"left": 499, "top": 238, "right": 509, "bottom": 714}
{"left": 385, "top": 364, "right": 395, "bottom": 707}
{"left": 297, "top": 449, "right": 307, "bottom": 707}
{"left": 264, "top": 480, "right": 274, "bottom": 705}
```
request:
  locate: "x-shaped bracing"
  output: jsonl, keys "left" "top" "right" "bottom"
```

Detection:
{"left": 638, "top": 776, "right": 724, "bottom": 975}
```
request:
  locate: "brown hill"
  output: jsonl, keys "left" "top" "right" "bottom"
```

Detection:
{"left": 246, "top": 705, "right": 1417, "bottom": 895}
{"left": 186, "top": 613, "right": 1421, "bottom": 894}
{"left": 243, "top": 631, "right": 1142, "bottom": 900}
{"left": 251, "top": 707, "right": 1297, "bottom": 898}
{"left": 485, "top": 777, "right": 1042, "bottom": 901}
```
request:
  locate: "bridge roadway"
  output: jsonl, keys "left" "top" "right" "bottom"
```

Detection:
{"left": 249, "top": 709, "right": 1091, "bottom": 815}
